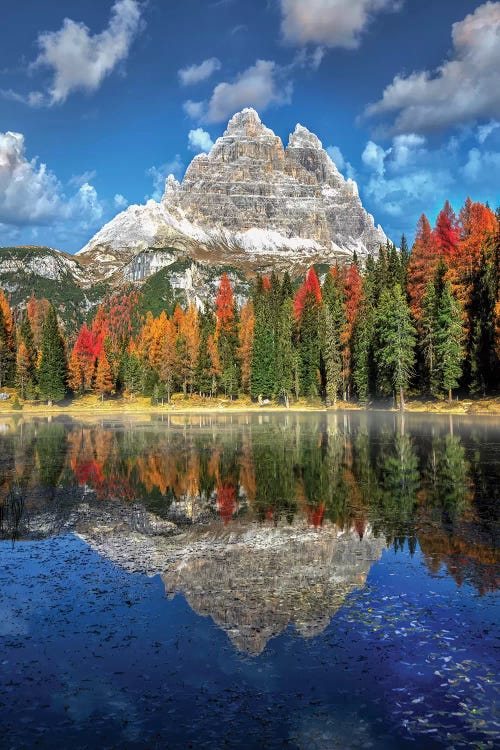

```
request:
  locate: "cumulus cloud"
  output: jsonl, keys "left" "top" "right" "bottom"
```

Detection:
{"left": 366, "top": 2, "right": 500, "bottom": 133}
{"left": 6, "top": 0, "right": 143, "bottom": 106}
{"left": 183, "top": 100, "right": 205, "bottom": 119}
{"left": 147, "top": 156, "right": 184, "bottom": 200}
{"left": 201, "top": 59, "right": 292, "bottom": 123}
{"left": 0, "top": 131, "right": 65, "bottom": 224}
{"left": 0, "top": 130, "right": 105, "bottom": 235}
{"left": 463, "top": 147, "right": 500, "bottom": 181}
{"left": 188, "top": 128, "right": 214, "bottom": 153}
{"left": 280, "top": 0, "right": 401, "bottom": 49}
{"left": 114, "top": 193, "right": 128, "bottom": 209}
{"left": 178, "top": 57, "right": 221, "bottom": 86}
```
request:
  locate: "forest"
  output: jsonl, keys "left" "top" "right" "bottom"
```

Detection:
{"left": 0, "top": 197, "right": 499, "bottom": 408}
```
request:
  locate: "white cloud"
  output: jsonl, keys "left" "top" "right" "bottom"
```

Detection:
{"left": 280, "top": 0, "right": 401, "bottom": 49}
{"left": 362, "top": 140, "right": 389, "bottom": 175}
{"left": 114, "top": 193, "right": 128, "bottom": 209}
{"left": 204, "top": 59, "right": 292, "bottom": 124}
{"left": 477, "top": 120, "right": 500, "bottom": 144}
{"left": 69, "top": 170, "right": 97, "bottom": 188}
{"left": 8, "top": 0, "right": 143, "bottom": 106}
{"left": 463, "top": 147, "right": 500, "bottom": 181}
{"left": 188, "top": 128, "right": 214, "bottom": 153}
{"left": 0, "top": 131, "right": 64, "bottom": 224}
{"left": 366, "top": 2, "right": 500, "bottom": 133}
{"left": 147, "top": 156, "right": 184, "bottom": 200}
{"left": 178, "top": 57, "right": 221, "bottom": 86}
{"left": 183, "top": 99, "right": 205, "bottom": 119}
{"left": 0, "top": 131, "right": 105, "bottom": 232}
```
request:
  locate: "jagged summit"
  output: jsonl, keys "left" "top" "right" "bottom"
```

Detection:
{"left": 78, "top": 108, "right": 387, "bottom": 279}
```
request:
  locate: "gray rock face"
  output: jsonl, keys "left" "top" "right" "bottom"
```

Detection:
{"left": 78, "top": 108, "right": 387, "bottom": 277}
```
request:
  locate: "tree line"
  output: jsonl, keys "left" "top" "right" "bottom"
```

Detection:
{"left": 0, "top": 197, "right": 499, "bottom": 407}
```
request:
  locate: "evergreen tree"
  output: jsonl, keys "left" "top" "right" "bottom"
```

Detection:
{"left": 375, "top": 285, "right": 416, "bottom": 408}
{"left": 122, "top": 350, "right": 142, "bottom": 395}
{"left": 251, "top": 278, "right": 275, "bottom": 398}
{"left": 352, "top": 301, "right": 373, "bottom": 404}
{"left": 468, "top": 249, "right": 497, "bottom": 394}
{"left": 196, "top": 305, "right": 215, "bottom": 396}
{"left": 321, "top": 271, "right": 345, "bottom": 405}
{"left": 400, "top": 234, "right": 410, "bottom": 288}
{"left": 38, "top": 305, "right": 67, "bottom": 405}
{"left": 16, "top": 315, "right": 36, "bottom": 398}
{"left": 435, "top": 282, "right": 464, "bottom": 402}
{"left": 298, "top": 290, "right": 322, "bottom": 397}
{"left": 274, "top": 297, "right": 294, "bottom": 403}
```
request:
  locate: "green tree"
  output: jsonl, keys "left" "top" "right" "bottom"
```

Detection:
{"left": 435, "top": 282, "right": 464, "bottom": 402}
{"left": 38, "top": 305, "right": 67, "bottom": 405}
{"left": 298, "top": 290, "right": 321, "bottom": 397}
{"left": 274, "top": 297, "right": 294, "bottom": 403}
{"left": 321, "top": 271, "right": 345, "bottom": 405}
{"left": 251, "top": 278, "right": 275, "bottom": 398}
{"left": 375, "top": 284, "right": 416, "bottom": 408}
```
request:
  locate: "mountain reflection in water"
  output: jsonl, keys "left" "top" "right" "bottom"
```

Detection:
{"left": 0, "top": 412, "right": 499, "bottom": 750}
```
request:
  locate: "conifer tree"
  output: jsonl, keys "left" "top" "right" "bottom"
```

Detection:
{"left": 375, "top": 285, "right": 416, "bottom": 409}
{"left": 352, "top": 300, "right": 373, "bottom": 404}
{"left": 0, "top": 292, "right": 15, "bottom": 387}
{"left": 435, "top": 282, "right": 464, "bottom": 402}
{"left": 274, "top": 296, "right": 294, "bottom": 403}
{"left": 321, "top": 271, "right": 345, "bottom": 405}
{"left": 38, "top": 305, "right": 67, "bottom": 405}
{"left": 294, "top": 269, "right": 322, "bottom": 398}
{"left": 94, "top": 351, "right": 113, "bottom": 400}
{"left": 196, "top": 305, "right": 216, "bottom": 396}
{"left": 238, "top": 300, "right": 255, "bottom": 394}
{"left": 251, "top": 277, "right": 275, "bottom": 398}
{"left": 17, "top": 316, "right": 37, "bottom": 398}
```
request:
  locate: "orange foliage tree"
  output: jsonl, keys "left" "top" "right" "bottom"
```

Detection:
{"left": 407, "top": 214, "right": 439, "bottom": 321}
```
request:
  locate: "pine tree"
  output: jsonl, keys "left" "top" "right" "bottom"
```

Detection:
{"left": 17, "top": 315, "right": 36, "bottom": 396}
{"left": 196, "top": 305, "right": 216, "bottom": 396}
{"left": 352, "top": 300, "right": 373, "bottom": 404}
{"left": 16, "top": 342, "right": 32, "bottom": 400}
{"left": 375, "top": 285, "right": 416, "bottom": 409}
{"left": 298, "top": 293, "right": 322, "bottom": 397}
{"left": 251, "top": 278, "right": 275, "bottom": 399}
{"left": 435, "top": 282, "right": 464, "bottom": 402}
{"left": 238, "top": 300, "right": 255, "bottom": 394}
{"left": 274, "top": 297, "right": 294, "bottom": 403}
{"left": 94, "top": 351, "right": 113, "bottom": 401}
{"left": 0, "top": 293, "right": 15, "bottom": 388}
{"left": 38, "top": 305, "right": 67, "bottom": 405}
{"left": 321, "top": 271, "right": 345, "bottom": 405}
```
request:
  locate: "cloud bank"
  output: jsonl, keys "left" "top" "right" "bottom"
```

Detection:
{"left": 280, "top": 0, "right": 401, "bottom": 49}
{"left": 366, "top": 2, "right": 500, "bottom": 133}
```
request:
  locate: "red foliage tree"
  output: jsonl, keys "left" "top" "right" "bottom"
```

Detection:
{"left": 294, "top": 268, "right": 322, "bottom": 321}
{"left": 433, "top": 200, "right": 459, "bottom": 259}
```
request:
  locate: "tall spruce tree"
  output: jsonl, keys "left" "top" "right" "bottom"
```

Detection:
{"left": 321, "top": 271, "right": 345, "bottom": 405}
{"left": 251, "top": 278, "right": 275, "bottom": 398}
{"left": 38, "top": 305, "right": 67, "bottom": 405}
{"left": 375, "top": 284, "right": 416, "bottom": 409}
{"left": 274, "top": 297, "right": 294, "bottom": 403}
{"left": 298, "top": 290, "right": 322, "bottom": 397}
{"left": 435, "top": 282, "right": 464, "bottom": 402}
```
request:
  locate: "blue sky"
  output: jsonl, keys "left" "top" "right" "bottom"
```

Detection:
{"left": 0, "top": 0, "right": 499, "bottom": 253}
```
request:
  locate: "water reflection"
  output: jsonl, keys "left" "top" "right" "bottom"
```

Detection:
{"left": 0, "top": 412, "right": 498, "bottom": 604}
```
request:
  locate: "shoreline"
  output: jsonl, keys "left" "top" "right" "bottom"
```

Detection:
{"left": 1, "top": 395, "right": 500, "bottom": 418}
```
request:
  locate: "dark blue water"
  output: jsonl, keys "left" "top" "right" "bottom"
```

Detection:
{"left": 0, "top": 413, "right": 499, "bottom": 749}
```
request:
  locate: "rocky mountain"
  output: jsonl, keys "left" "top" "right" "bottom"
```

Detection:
{"left": 0, "top": 109, "right": 387, "bottom": 324}
{"left": 78, "top": 108, "right": 386, "bottom": 279}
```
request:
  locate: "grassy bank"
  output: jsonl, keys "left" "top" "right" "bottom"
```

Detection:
{"left": 1, "top": 390, "right": 500, "bottom": 416}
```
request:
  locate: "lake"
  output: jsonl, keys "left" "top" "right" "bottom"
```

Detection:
{"left": 0, "top": 412, "right": 498, "bottom": 749}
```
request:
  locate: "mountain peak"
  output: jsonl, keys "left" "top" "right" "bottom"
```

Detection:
{"left": 224, "top": 108, "right": 275, "bottom": 138}
{"left": 288, "top": 123, "right": 323, "bottom": 151}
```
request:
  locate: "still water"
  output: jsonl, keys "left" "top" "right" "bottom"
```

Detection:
{"left": 0, "top": 412, "right": 498, "bottom": 749}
